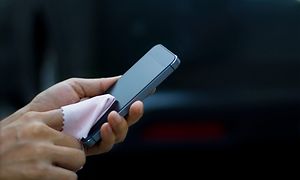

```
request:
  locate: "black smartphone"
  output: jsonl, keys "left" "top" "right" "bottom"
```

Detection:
{"left": 81, "top": 44, "right": 181, "bottom": 147}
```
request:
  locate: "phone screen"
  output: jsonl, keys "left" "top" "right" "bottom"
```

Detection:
{"left": 107, "top": 44, "right": 179, "bottom": 116}
{"left": 82, "top": 44, "right": 180, "bottom": 147}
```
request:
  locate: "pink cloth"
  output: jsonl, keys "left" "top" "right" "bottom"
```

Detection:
{"left": 61, "top": 94, "right": 116, "bottom": 139}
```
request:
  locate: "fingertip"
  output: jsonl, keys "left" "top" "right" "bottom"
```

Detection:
{"left": 103, "top": 75, "right": 122, "bottom": 84}
{"left": 133, "top": 100, "right": 144, "bottom": 107}
{"left": 132, "top": 101, "right": 144, "bottom": 117}
{"left": 126, "top": 101, "right": 144, "bottom": 127}
{"left": 101, "top": 122, "right": 113, "bottom": 135}
{"left": 108, "top": 111, "right": 119, "bottom": 120}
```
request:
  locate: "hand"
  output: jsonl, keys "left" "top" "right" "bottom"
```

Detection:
{"left": 3, "top": 77, "right": 144, "bottom": 156}
{"left": 0, "top": 110, "right": 85, "bottom": 180}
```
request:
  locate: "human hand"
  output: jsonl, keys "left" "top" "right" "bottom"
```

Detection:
{"left": 3, "top": 77, "right": 144, "bottom": 156}
{"left": 0, "top": 110, "right": 85, "bottom": 180}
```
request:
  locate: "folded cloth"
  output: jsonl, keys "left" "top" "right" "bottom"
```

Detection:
{"left": 61, "top": 94, "right": 116, "bottom": 139}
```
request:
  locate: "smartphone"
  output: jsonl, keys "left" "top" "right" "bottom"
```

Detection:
{"left": 81, "top": 44, "right": 181, "bottom": 147}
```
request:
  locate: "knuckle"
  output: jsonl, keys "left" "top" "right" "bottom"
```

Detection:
{"left": 66, "top": 78, "right": 77, "bottom": 85}
{"left": 19, "top": 121, "right": 47, "bottom": 139}
{"left": 34, "top": 143, "right": 48, "bottom": 156}
{"left": 27, "top": 121, "right": 48, "bottom": 136}
{"left": 98, "top": 78, "right": 106, "bottom": 92}
{"left": 67, "top": 77, "right": 78, "bottom": 82}
{"left": 23, "top": 111, "right": 39, "bottom": 120}
{"left": 19, "top": 142, "right": 49, "bottom": 159}
{"left": 67, "top": 78, "right": 85, "bottom": 98}
{"left": 26, "top": 143, "right": 48, "bottom": 158}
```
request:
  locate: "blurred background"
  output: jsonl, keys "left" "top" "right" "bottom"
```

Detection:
{"left": 1, "top": 0, "right": 300, "bottom": 175}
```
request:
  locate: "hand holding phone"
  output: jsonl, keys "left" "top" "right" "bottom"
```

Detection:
{"left": 82, "top": 44, "right": 181, "bottom": 147}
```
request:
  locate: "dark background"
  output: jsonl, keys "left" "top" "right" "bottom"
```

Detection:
{"left": 1, "top": 0, "right": 300, "bottom": 176}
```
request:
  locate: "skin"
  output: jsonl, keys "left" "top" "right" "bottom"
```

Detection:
{"left": 0, "top": 76, "right": 144, "bottom": 180}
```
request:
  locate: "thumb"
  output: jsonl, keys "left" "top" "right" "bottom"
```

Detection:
{"left": 39, "top": 109, "right": 64, "bottom": 131}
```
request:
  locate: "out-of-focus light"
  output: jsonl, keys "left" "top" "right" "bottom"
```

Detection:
{"left": 142, "top": 121, "right": 226, "bottom": 143}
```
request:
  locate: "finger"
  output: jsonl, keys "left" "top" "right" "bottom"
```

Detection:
{"left": 85, "top": 123, "right": 115, "bottom": 155}
{"left": 39, "top": 109, "right": 64, "bottom": 131}
{"left": 49, "top": 145, "right": 86, "bottom": 171}
{"left": 126, "top": 101, "right": 144, "bottom": 126}
{"left": 47, "top": 166, "right": 78, "bottom": 180}
{"left": 21, "top": 110, "right": 63, "bottom": 131}
{"left": 98, "top": 123, "right": 115, "bottom": 152}
{"left": 52, "top": 131, "right": 82, "bottom": 150}
{"left": 66, "top": 76, "right": 120, "bottom": 98}
{"left": 108, "top": 111, "right": 128, "bottom": 143}
{"left": 24, "top": 111, "right": 84, "bottom": 150}
{"left": 18, "top": 118, "right": 82, "bottom": 150}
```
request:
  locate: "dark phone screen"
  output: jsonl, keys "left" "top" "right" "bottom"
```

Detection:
{"left": 107, "top": 45, "right": 176, "bottom": 115}
{"left": 84, "top": 45, "right": 179, "bottom": 146}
